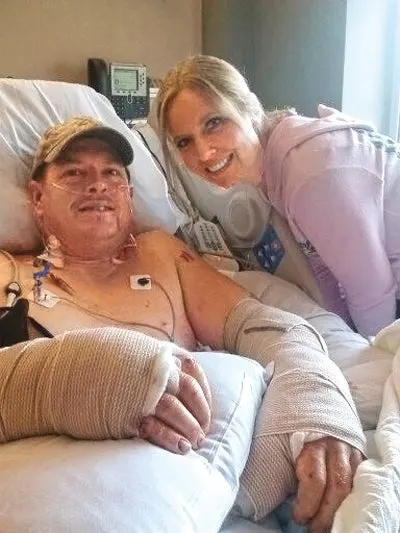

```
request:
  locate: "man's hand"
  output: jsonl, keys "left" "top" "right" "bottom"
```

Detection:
{"left": 293, "top": 437, "right": 363, "bottom": 533}
{"left": 138, "top": 356, "right": 212, "bottom": 454}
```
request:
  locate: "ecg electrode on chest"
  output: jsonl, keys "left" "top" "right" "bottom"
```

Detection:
{"left": 130, "top": 275, "right": 152, "bottom": 290}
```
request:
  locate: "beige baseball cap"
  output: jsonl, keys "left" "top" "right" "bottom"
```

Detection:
{"left": 31, "top": 116, "right": 134, "bottom": 179}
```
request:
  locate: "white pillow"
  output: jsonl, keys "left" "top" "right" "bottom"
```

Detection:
{"left": 0, "top": 78, "right": 186, "bottom": 252}
{"left": 0, "top": 352, "right": 267, "bottom": 533}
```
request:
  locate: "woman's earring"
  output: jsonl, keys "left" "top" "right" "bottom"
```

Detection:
{"left": 37, "top": 235, "right": 65, "bottom": 269}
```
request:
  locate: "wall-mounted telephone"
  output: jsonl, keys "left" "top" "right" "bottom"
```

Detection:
{"left": 87, "top": 58, "right": 150, "bottom": 122}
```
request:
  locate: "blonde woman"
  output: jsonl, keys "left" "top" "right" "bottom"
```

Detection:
{"left": 156, "top": 54, "right": 400, "bottom": 337}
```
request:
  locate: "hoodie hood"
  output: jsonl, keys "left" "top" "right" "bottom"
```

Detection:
{"left": 260, "top": 104, "right": 376, "bottom": 215}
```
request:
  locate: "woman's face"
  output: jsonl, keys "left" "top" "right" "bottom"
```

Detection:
{"left": 29, "top": 138, "right": 133, "bottom": 259}
{"left": 166, "top": 88, "right": 262, "bottom": 189}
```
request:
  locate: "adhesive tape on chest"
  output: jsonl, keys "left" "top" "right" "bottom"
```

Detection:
{"left": 28, "top": 289, "right": 60, "bottom": 308}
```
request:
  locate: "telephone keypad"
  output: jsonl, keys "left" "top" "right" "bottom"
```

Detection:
{"left": 110, "top": 94, "right": 149, "bottom": 121}
{"left": 199, "top": 224, "right": 223, "bottom": 252}
{"left": 193, "top": 220, "right": 232, "bottom": 257}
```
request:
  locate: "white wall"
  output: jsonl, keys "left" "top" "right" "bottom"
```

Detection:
{"left": 202, "top": 0, "right": 348, "bottom": 116}
{"left": 0, "top": 0, "right": 201, "bottom": 83}
{"left": 202, "top": 0, "right": 254, "bottom": 80}
{"left": 343, "top": 0, "right": 399, "bottom": 135}
{"left": 202, "top": 0, "right": 400, "bottom": 134}
{"left": 253, "top": 0, "right": 347, "bottom": 116}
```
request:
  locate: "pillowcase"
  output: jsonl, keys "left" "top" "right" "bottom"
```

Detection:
{"left": 0, "top": 78, "right": 187, "bottom": 253}
{"left": 0, "top": 351, "right": 267, "bottom": 533}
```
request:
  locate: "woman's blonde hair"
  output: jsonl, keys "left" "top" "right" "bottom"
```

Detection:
{"left": 155, "top": 54, "right": 296, "bottom": 170}
{"left": 155, "top": 55, "right": 265, "bottom": 159}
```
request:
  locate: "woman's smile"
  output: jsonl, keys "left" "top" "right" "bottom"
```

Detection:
{"left": 206, "top": 154, "right": 233, "bottom": 174}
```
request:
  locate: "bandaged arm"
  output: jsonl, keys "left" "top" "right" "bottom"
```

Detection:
{"left": 0, "top": 327, "right": 182, "bottom": 443}
{"left": 224, "top": 298, "right": 367, "bottom": 520}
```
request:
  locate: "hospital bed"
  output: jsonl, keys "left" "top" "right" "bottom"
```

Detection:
{"left": 0, "top": 78, "right": 398, "bottom": 533}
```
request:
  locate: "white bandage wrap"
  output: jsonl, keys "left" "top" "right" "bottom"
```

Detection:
{"left": 0, "top": 327, "right": 181, "bottom": 443}
{"left": 224, "top": 299, "right": 366, "bottom": 520}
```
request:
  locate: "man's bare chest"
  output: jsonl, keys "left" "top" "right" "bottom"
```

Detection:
{"left": 7, "top": 255, "right": 196, "bottom": 348}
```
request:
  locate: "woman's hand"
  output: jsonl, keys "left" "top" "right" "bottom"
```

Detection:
{"left": 293, "top": 437, "right": 363, "bottom": 533}
{"left": 138, "top": 356, "right": 212, "bottom": 454}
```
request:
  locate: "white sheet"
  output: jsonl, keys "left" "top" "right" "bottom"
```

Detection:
{"left": 332, "top": 322, "right": 400, "bottom": 532}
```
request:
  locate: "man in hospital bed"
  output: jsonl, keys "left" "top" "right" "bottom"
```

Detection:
{"left": 0, "top": 116, "right": 366, "bottom": 533}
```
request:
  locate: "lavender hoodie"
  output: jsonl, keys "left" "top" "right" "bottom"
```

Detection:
{"left": 260, "top": 104, "right": 400, "bottom": 336}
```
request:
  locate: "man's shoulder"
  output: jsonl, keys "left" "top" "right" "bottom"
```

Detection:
{"left": 136, "top": 229, "right": 185, "bottom": 254}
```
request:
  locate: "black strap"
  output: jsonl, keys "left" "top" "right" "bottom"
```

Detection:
{"left": 0, "top": 298, "right": 53, "bottom": 348}
{"left": 28, "top": 316, "right": 54, "bottom": 339}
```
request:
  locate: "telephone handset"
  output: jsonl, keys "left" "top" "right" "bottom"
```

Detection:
{"left": 87, "top": 58, "right": 150, "bottom": 122}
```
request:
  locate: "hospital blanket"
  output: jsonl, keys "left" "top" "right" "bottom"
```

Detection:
{"left": 332, "top": 320, "right": 400, "bottom": 532}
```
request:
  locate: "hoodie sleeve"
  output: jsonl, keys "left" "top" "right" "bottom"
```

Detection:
{"left": 289, "top": 168, "right": 396, "bottom": 336}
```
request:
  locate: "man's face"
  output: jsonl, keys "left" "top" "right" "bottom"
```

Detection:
{"left": 29, "top": 138, "right": 133, "bottom": 259}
